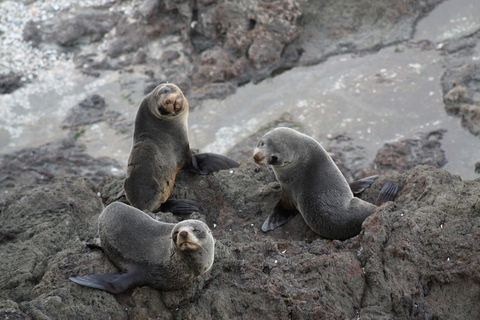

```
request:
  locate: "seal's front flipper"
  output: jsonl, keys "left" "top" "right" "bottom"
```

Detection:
{"left": 159, "top": 199, "right": 202, "bottom": 214}
{"left": 188, "top": 153, "right": 239, "bottom": 175}
{"left": 261, "top": 200, "right": 299, "bottom": 232}
{"left": 70, "top": 270, "right": 145, "bottom": 294}
{"left": 375, "top": 181, "right": 398, "bottom": 206}
{"left": 349, "top": 175, "right": 378, "bottom": 194}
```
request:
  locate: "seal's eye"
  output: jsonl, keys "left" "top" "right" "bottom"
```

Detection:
{"left": 259, "top": 141, "right": 264, "bottom": 147}
{"left": 193, "top": 229, "right": 201, "bottom": 234}
{"left": 166, "top": 99, "right": 172, "bottom": 104}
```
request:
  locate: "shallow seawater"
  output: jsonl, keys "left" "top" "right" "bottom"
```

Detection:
{"left": 189, "top": 45, "right": 480, "bottom": 179}
{"left": 1, "top": 0, "right": 480, "bottom": 180}
{"left": 414, "top": 0, "right": 480, "bottom": 42}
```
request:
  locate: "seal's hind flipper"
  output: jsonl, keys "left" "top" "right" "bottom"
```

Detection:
{"left": 349, "top": 175, "right": 378, "bottom": 194}
{"left": 114, "top": 188, "right": 126, "bottom": 201}
{"left": 261, "top": 200, "right": 299, "bottom": 232}
{"left": 188, "top": 153, "right": 239, "bottom": 175}
{"left": 70, "top": 270, "right": 144, "bottom": 294}
{"left": 375, "top": 181, "right": 398, "bottom": 206}
{"left": 159, "top": 199, "right": 202, "bottom": 214}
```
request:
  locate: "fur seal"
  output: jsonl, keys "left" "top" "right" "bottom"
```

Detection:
{"left": 124, "top": 83, "right": 239, "bottom": 213}
{"left": 70, "top": 202, "right": 215, "bottom": 294}
{"left": 253, "top": 127, "right": 398, "bottom": 240}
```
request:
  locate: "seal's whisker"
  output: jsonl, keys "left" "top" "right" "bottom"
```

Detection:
{"left": 254, "top": 162, "right": 270, "bottom": 173}
{"left": 197, "top": 243, "right": 208, "bottom": 254}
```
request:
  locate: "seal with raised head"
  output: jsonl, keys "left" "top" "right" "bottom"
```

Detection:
{"left": 253, "top": 127, "right": 398, "bottom": 240}
{"left": 70, "top": 202, "right": 215, "bottom": 294}
{"left": 124, "top": 82, "right": 239, "bottom": 213}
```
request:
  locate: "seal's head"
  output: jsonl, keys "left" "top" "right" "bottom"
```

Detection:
{"left": 253, "top": 127, "right": 301, "bottom": 167}
{"left": 148, "top": 83, "right": 189, "bottom": 119}
{"left": 171, "top": 219, "right": 215, "bottom": 273}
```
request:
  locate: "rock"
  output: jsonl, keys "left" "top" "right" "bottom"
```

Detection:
{"left": 1, "top": 158, "right": 480, "bottom": 319}
{"left": 441, "top": 63, "right": 480, "bottom": 137}
{"left": 0, "top": 176, "right": 102, "bottom": 302}
{"left": 0, "top": 300, "right": 28, "bottom": 320}
{"left": 23, "top": 7, "right": 122, "bottom": 48}
{"left": 61, "top": 94, "right": 133, "bottom": 135}
{"left": 297, "top": 0, "right": 443, "bottom": 65}
{"left": 326, "top": 132, "right": 376, "bottom": 182}
{"left": 440, "top": 32, "right": 480, "bottom": 137}
{"left": 190, "top": 0, "right": 301, "bottom": 84}
{"left": 18, "top": 0, "right": 445, "bottom": 105}
{"left": 106, "top": 2, "right": 191, "bottom": 59}
{"left": 62, "top": 94, "right": 110, "bottom": 129}
{"left": 0, "top": 138, "right": 121, "bottom": 201}
{"left": 187, "top": 83, "right": 237, "bottom": 108}
{"left": 0, "top": 72, "right": 23, "bottom": 94}
{"left": 373, "top": 129, "right": 447, "bottom": 174}
{"left": 358, "top": 166, "right": 480, "bottom": 319}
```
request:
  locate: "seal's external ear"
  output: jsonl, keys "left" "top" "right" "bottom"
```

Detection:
{"left": 188, "top": 153, "right": 239, "bottom": 175}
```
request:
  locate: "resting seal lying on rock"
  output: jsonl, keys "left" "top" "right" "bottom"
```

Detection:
{"left": 70, "top": 202, "right": 215, "bottom": 294}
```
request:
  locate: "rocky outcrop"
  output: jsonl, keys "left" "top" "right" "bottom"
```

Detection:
{"left": 0, "top": 138, "right": 121, "bottom": 201}
{"left": 1, "top": 156, "right": 479, "bottom": 319}
{"left": 440, "top": 31, "right": 480, "bottom": 137}
{"left": 0, "top": 72, "right": 23, "bottom": 94}
{"left": 21, "top": 0, "right": 443, "bottom": 101}
{"left": 373, "top": 129, "right": 447, "bottom": 174}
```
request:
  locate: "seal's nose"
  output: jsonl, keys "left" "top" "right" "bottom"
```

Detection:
{"left": 180, "top": 231, "right": 188, "bottom": 239}
{"left": 253, "top": 152, "right": 264, "bottom": 163}
{"left": 174, "top": 97, "right": 183, "bottom": 111}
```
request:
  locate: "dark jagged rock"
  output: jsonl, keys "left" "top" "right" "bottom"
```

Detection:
{"left": 0, "top": 138, "right": 121, "bottom": 201}
{"left": 440, "top": 30, "right": 480, "bottom": 137}
{"left": 1, "top": 157, "right": 480, "bottom": 319}
{"left": 0, "top": 72, "right": 23, "bottom": 94}
{"left": 62, "top": 94, "right": 111, "bottom": 129}
{"left": 326, "top": 132, "right": 377, "bottom": 182}
{"left": 373, "top": 129, "right": 447, "bottom": 174}
{"left": 23, "top": 7, "right": 122, "bottom": 47}
{"left": 61, "top": 94, "right": 132, "bottom": 134}
{"left": 441, "top": 63, "right": 480, "bottom": 136}
{"left": 21, "top": 0, "right": 444, "bottom": 104}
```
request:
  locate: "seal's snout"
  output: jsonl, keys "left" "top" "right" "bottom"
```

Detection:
{"left": 174, "top": 97, "right": 183, "bottom": 112}
{"left": 175, "top": 227, "right": 200, "bottom": 250}
{"left": 253, "top": 152, "right": 264, "bottom": 164}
